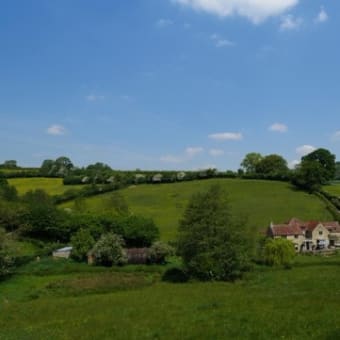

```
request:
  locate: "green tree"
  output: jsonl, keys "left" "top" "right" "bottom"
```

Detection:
{"left": 292, "top": 148, "right": 336, "bottom": 191}
{"left": 20, "top": 190, "right": 67, "bottom": 240}
{"left": 90, "top": 233, "right": 127, "bottom": 266}
{"left": 55, "top": 156, "right": 73, "bottom": 177}
{"left": 40, "top": 159, "right": 55, "bottom": 176}
{"left": 1, "top": 160, "right": 17, "bottom": 169}
{"left": 0, "top": 228, "right": 13, "bottom": 277}
{"left": 177, "top": 185, "right": 252, "bottom": 281}
{"left": 292, "top": 161, "right": 325, "bottom": 192}
{"left": 70, "top": 228, "right": 95, "bottom": 262}
{"left": 0, "top": 177, "right": 18, "bottom": 201}
{"left": 255, "top": 154, "right": 289, "bottom": 177}
{"left": 148, "top": 241, "right": 174, "bottom": 264}
{"left": 335, "top": 162, "right": 340, "bottom": 180}
{"left": 241, "top": 153, "right": 263, "bottom": 174}
{"left": 302, "top": 148, "right": 336, "bottom": 182}
{"left": 263, "top": 238, "right": 296, "bottom": 267}
{"left": 119, "top": 215, "right": 159, "bottom": 247}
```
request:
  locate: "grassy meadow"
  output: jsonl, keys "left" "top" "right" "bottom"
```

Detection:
{"left": 8, "top": 178, "right": 84, "bottom": 196}
{"left": 323, "top": 182, "right": 340, "bottom": 197}
{"left": 62, "top": 179, "right": 333, "bottom": 240}
{"left": 1, "top": 256, "right": 340, "bottom": 339}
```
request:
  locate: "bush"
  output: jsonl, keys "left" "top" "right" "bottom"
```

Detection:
{"left": 263, "top": 238, "right": 296, "bottom": 267}
{"left": 70, "top": 228, "right": 95, "bottom": 262}
{"left": 148, "top": 241, "right": 174, "bottom": 264}
{"left": 0, "top": 228, "right": 13, "bottom": 277}
{"left": 162, "top": 267, "right": 189, "bottom": 283}
{"left": 89, "top": 233, "right": 127, "bottom": 266}
{"left": 119, "top": 215, "right": 160, "bottom": 247}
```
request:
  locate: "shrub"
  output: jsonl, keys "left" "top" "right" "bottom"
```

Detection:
{"left": 0, "top": 228, "right": 13, "bottom": 277}
{"left": 263, "top": 238, "right": 296, "bottom": 267}
{"left": 119, "top": 215, "right": 160, "bottom": 247}
{"left": 148, "top": 241, "right": 174, "bottom": 264}
{"left": 162, "top": 267, "right": 189, "bottom": 283}
{"left": 90, "top": 233, "right": 127, "bottom": 266}
{"left": 70, "top": 228, "right": 95, "bottom": 262}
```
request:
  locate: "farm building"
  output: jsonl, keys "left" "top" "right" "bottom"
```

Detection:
{"left": 126, "top": 248, "right": 149, "bottom": 264}
{"left": 87, "top": 248, "right": 150, "bottom": 265}
{"left": 267, "top": 218, "right": 340, "bottom": 252}
{"left": 52, "top": 246, "right": 73, "bottom": 259}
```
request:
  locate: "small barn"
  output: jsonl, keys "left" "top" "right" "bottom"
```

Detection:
{"left": 52, "top": 246, "right": 73, "bottom": 259}
{"left": 126, "top": 248, "right": 149, "bottom": 264}
{"left": 152, "top": 174, "right": 163, "bottom": 183}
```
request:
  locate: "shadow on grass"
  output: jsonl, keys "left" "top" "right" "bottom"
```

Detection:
{"left": 294, "top": 260, "right": 340, "bottom": 268}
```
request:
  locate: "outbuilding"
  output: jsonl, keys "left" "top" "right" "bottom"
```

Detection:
{"left": 52, "top": 246, "right": 73, "bottom": 259}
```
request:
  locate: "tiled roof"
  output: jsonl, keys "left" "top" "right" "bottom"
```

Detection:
{"left": 270, "top": 218, "right": 340, "bottom": 236}
{"left": 270, "top": 225, "right": 303, "bottom": 236}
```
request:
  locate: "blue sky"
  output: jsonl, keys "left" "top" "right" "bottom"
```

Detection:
{"left": 0, "top": 0, "right": 339, "bottom": 170}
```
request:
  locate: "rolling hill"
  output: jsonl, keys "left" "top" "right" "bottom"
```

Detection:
{"left": 61, "top": 179, "right": 333, "bottom": 240}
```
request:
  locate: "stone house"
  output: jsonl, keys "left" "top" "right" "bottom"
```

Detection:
{"left": 267, "top": 218, "right": 340, "bottom": 252}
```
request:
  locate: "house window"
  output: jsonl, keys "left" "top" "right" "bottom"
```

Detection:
{"left": 294, "top": 235, "right": 298, "bottom": 239}
{"left": 319, "top": 231, "right": 323, "bottom": 235}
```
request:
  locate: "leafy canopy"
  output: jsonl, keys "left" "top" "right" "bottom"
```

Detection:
{"left": 263, "top": 238, "right": 296, "bottom": 267}
{"left": 90, "top": 233, "right": 127, "bottom": 266}
{"left": 177, "top": 185, "right": 252, "bottom": 281}
{"left": 292, "top": 148, "right": 336, "bottom": 191}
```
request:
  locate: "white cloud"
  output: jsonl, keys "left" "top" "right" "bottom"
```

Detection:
{"left": 85, "top": 94, "right": 104, "bottom": 101}
{"left": 209, "top": 149, "right": 224, "bottom": 157}
{"left": 160, "top": 155, "right": 183, "bottom": 163}
{"left": 209, "top": 132, "right": 243, "bottom": 141}
{"left": 289, "top": 159, "right": 300, "bottom": 169}
{"left": 156, "top": 18, "right": 174, "bottom": 28}
{"left": 172, "top": 0, "right": 299, "bottom": 24}
{"left": 269, "top": 123, "right": 288, "bottom": 133}
{"left": 121, "top": 95, "right": 133, "bottom": 101}
{"left": 46, "top": 124, "right": 66, "bottom": 136}
{"left": 280, "top": 14, "right": 302, "bottom": 31}
{"left": 332, "top": 131, "right": 340, "bottom": 141}
{"left": 186, "top": 147, "right": 204, "bottom": 157}
{"left": 160, "top": 146, "right": 204, "bottom": 163}
{"left": 210, "top": 33, "right": 234, "bottom": 47}
{"left": 216, "top": 39, "right": 234, "bottom": 48}
{"left": 210, "top": 33, "right": 235, "bottom": 48}
{"left": 296, "top": 145, "right": 316, "bottom": 156}
{"left": 315, "top": 7, "right": 328, "bottom": 23}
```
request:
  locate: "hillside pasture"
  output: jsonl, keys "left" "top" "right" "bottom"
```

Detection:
{"left": 323, "top": 183, "right": 340, "bottom": 197}
{"left": 62, "top": 179, "right": 332, "bottom": 240}
{"left": 1, "top": 256, "right": 340, "bottom": 339}
{"left": 8, "top": 178, "right": 84, "bottom": 196}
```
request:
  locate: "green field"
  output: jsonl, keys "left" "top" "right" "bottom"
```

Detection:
{"left": 1, "top": 256, "right": 340, "bottom": 339}
{"left": 62, "top": 179, "right": 333, "bottom": 240}
{"left": 323, "top": 183, "right": 340, "bottom": 197}
{"left": 1, "top": 178, "right": 339, "bottom": 339}
{"left": 8, "top": 178, "right": 84, "bottom": 196}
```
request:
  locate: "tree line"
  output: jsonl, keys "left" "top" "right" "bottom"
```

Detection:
{"left": 1, "top": 149, "right": 338, "bottom": 194}
{"left": 240, "top": 148, "right": 337, "bottom": 192}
